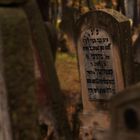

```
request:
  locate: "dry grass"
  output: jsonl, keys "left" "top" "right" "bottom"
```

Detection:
{"left": 55, "top": 52, "right": 81, "bottom": 127}
{"left": 55, "top": 52, "right": 80, "bottom": 94}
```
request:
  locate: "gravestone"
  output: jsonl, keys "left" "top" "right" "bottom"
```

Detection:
{"left": 81, "top": 28, "right": 116, "bottom": 101}
{"left": 23, "top": 0, "right": 72, "bottom": 140}
{"left": 76, "top": 9, "right": 132, "bottom": 112}
{"left": 0, "top": 8, "right": 40, "bottom": 140}
{"left": 124, "top": 0, "right": 135, "bottom": 19}
{"left": 76, "top": 9, "right": 132, "bottom": 140}
{"left": 124, "top": 0, "right": 138, "bottom": 26}
{"left": 110, "top": 83, "right": 140, "bottom": 140}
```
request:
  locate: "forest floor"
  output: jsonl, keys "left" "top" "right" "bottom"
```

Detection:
{"left": 55, "top": 51, "right": 81, "bottom": 127}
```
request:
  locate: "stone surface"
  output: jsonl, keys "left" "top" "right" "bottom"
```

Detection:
{"left": 110, "top": 83, "right": 140, "bottom": 140}
{"left": 0, "top": 8, "right": 40, "bottom": 140}
{"left": 79, "top": 112, "right": 110, "bottom": 140}
{"left": 81, "top": 27, "right": 115, "bottom": 101}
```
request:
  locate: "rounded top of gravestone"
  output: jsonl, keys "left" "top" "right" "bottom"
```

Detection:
{"left": 76, "top": 9, "right": 129, "bottom": 26}
{"left": 76, "top": 9, "right": 131, "bottom": 47}
{"left": 0, "top": 0, "right": 27, "bottom": 5}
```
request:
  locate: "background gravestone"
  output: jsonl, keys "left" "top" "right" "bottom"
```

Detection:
{"left": 23, "top": 0, "right": 72, "bottom": 140}
{"left": 124, "top": 0, "right": 136, "bottom": 20}
{"left": 110, "top": 83, "right": 140, "bottom": 140}
{"left": 76, "top": 9, "right": 132, "bottom": 140}
{"left": 124, "top": 0, "right": 139, "bottom": 26}
{"left": 0, "top": 8, "right": 40, "bottom": 140}
{"left": 117, "top": 0, "right": 140, "bottom": 26}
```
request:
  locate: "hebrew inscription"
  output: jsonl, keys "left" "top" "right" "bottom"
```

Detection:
{"left": 81, "top": 28, "right": 116, "bottom": 100}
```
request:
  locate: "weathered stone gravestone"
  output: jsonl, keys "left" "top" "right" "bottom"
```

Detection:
{"left": 110, "top": 83, "right": 140, "bottom": 140}
{"left": 76, "top": 9, "right": 132, "bottom": 112}
{"left": 76, "top": 9, "right": 132, "bottom": 140}
{"left": 0, "top": 6, "right": 40, "bottom": 140}
{"left": 80, "top": 28, "right": 117, "bottom": 101}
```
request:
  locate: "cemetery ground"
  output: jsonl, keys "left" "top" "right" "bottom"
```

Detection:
{"left": 55, "top": 51, "right": 81, "bottom": 127}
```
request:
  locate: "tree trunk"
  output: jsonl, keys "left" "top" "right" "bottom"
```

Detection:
{"left": 116, "top": 0, "right": 125, "bottom": 15}
{"left": 36, "top": 0, "right": 50, "bottom": 21}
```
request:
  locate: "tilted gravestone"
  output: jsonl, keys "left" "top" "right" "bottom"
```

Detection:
{"left": 0, "top": 8, "right": 40, "bottom": 140}
{"left": 76, "top": 9, "right": 132, "bottom": 140}
{"left": 23, "top": 0, "right": 72, "bottom": 140}
{"left": 110, "top": 83, "right": 140, "bottom": 140}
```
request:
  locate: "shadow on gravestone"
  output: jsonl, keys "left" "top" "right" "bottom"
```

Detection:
{"left": 0, "top": 8, "right": 40, "bottom": 140}
{"left": 75, "top": 9, "right": 133, "bottom": 140}
{"left": 0, "top": 36, "right": 12, "bottom": 139}
{"left": 133, "top": 28, "right": 140, "bottom": 83}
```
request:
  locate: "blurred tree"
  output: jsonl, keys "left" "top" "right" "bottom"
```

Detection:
{"left": 87, "top": 0, "right": 95, "bottom": 10}
{"left": 104, "top": 0, "right": 113, "bottom": 8}
{"left": 36, "top": 0, "right": 50, "bottom": 21}
{"left": 50, "top": 0, "right": 59, "bottom": 25}
{"left": 116, "top": 0, "right": 125, "bottom": 14}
